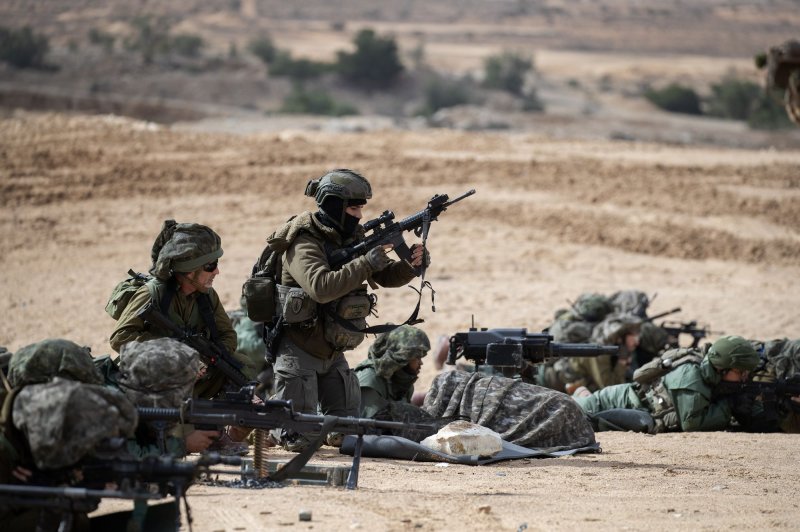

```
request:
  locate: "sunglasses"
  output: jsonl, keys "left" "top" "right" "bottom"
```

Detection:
{"left": 202, "top": 261, "right": 218, "bottom": 272}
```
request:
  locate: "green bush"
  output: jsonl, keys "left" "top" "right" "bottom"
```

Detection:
{"left": 336, "top": 29, "right": 404, "bottom": 88}
{"left": 746, "top": 90, "right": 794, "bottom": 130}
{"left": 281, "top": 86, "right": 358, "bottom": 116}
{"left": 88, "top": 28, "right": 115, "bottom": 53}
{"left": 0, "top": 26, "right": 50, "bottom": 68}
{"left": 270, "top": 50, "right": 330, "bottom": 80}
{"left": 482, "top": 51, "right": 533, "bottom": 95}
{"left": 248, "top": 36, "right": 276, "bottom": 65}
{"left": 417, "top": 77, "right": 471, "bottom": 116}
{"left": 706, "top": 78, "right": 761, "bottom": 120}
{"left": 644, "top": 84, "right": 702, "bottom": 115}
{"left": 170, "top": 33, "right": 204, "bottom": 58}
{"left": 521, "top": 88, "right": 545, "bottom": 112}
{"left": 125, "top": 16, "right": 171, "bottom": 64}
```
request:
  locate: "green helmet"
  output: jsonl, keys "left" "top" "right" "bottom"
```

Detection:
{"left": 707, "top": 335, "right": 760, "bottom": 371}
{"left": 573, "top": 293, "right": 613, "bottom": 322}
{"left": 305, "top": 169, "right": 372, "bottom": 207}
{"left": 150, "top": 220, "right": 223, "bottom": 280}
{"left": 305, "top": 169, "right": 372, "bottom": 234}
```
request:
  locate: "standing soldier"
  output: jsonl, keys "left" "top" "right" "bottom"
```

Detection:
{"left": 266, "top": 169, "right": 427, "bottom": 451}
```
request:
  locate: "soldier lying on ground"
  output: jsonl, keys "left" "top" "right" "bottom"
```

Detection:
{"left": 356, "top": 326, "right": 596, "bottom": 451}
{"left": 0, "top": 339, "right": 137, "bottom": 531}
{"left": 573, "top": 336, "right": 799, "bottom": 434}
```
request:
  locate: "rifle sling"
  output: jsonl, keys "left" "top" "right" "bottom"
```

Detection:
{"left": 322, "top": 213, "right": 436, "bottom": 335}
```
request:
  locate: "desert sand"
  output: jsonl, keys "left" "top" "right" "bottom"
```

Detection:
{"left": 2, "top": 111, "right": 799, "bottom": 530}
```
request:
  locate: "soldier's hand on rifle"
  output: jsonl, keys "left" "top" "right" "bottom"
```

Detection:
{"left": 410, "top": 243, "right": 430, "bottom": 268}
{"left": 365, "top": 244, "right": 393, "bottom": 272}
{"left": 185, "top": 429, "right": 221, "bottom": 453}
{"left": 11, "top": 466, "right": 32, "bottom": 482}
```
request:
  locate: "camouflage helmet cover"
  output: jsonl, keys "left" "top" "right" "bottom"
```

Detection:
{"left": 573, "top": 293, "right": 614, "bottom": 322}
{"left": 117, "top": 338, "right": 200, "bottom": 409}
{"left": 591, "top": 312, "right": 642, "bottom": 346}
{"left": 707, "top": 335, "right": 760, "bottom": 371}
{"left": 8, "top": 338, "right": 103, "bottom": 388}
{"left": 368, "top": 325, "right": 431, "bottom": 379}
{"left": 305, "top": 169, "right": 372, "bottom": 207}
{"left": 150, "top": 220, "right": 223, "bottom": 280}
{"left": 13, "top": 378, "right": 137, "bottom": 469}
{"left": 637, "top": 322, "right": 670, "bottom": 358}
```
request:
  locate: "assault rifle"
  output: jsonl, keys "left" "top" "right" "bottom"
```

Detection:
{"left": 0, "top": 452, "right": 239, "bottom": 532}
{"left": 718, "top": 376, "right": 800, "bottom": 408}
{"left": 138, "top": 302, "right": 250, "bottom": 388}
{"left": 137, "top": 385, "right": 437, "bottom": 490}
{"left": 659, "top": 320, "right": 719, "bottom": 349}
{"left": 328, "top": 189, "right": 476, "bottom": 274}
{"left": 446, "top": 328, "right": 619, "bottom": 370}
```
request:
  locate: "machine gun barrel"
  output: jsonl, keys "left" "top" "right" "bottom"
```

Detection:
{"left": 447, "top": 327, "right": 619, "bottom": 368}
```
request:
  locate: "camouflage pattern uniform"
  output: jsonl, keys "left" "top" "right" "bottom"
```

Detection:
{"left": 110, "top": 221, "right": 238, "bottom": 399}
{"left": 1, "top": 340, "right": 138, "bottom": 530}
{"left": 422, "top": 370, "right": 596, "bottom": 450}
{"left": 117, "top": 338, "right": 201, "bottom": 457}
{"left": 576, "top": 336, "right": 761, "bottom": 433}
{"left": 271, "top": 170, "right": 417, "bottom": 448}
{"left": 354, "top": 325, "right": 430, "bottom": 418}
{"left": 568, "top": 312, "right": 641, "bottom": 391}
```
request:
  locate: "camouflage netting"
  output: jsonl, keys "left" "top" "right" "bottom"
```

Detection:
{"left": 117, "top": 338, "right": 200, "bottom": 409}
{"left": 8, "top": 338, "right": 103, "bottom": 388}
{"left": 12, "top": 378, "right": 137, "bottom": 469}
{"left": 422, "top": 370, "right": 596, "bottom": 451}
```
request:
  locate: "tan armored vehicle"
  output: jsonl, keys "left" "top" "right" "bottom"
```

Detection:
{"left": 756, "top": 40, "right": 800, "bottom": 125}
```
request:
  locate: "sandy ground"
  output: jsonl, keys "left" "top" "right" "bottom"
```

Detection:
{"left": 1, "top": 111, "right": 800, "bottom": 530}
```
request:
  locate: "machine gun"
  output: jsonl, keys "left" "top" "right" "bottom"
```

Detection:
{"left": 138, "top": 302, "right": 250, "bottom": 389}
{"left": 0, "top": 452, "right": 239, "bottom": 532}
{"left": 136, "top": 385, "right": 437, "bottom": 490}
{"left": 328, "top": 189, "right": 475, "bottom": 274}
{"left": 446, "top": 327, "right": 619, "bottom": 371}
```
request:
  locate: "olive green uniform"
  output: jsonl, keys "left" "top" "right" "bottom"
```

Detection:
{"left": 577, "top": 358, "right": 739, "bottom": 432}
{"left": 354, "top": 360, "right": 418, "bottom": 418}
{"left": 274, "top": 212, "right": 415, "bottom": 418}
{"left": 110, "top": 279, "right": 239, "bottom": 398}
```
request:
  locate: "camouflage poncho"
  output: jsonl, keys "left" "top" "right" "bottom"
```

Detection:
{"left": 422, "top": 370, "right": 596, "bottom": 451}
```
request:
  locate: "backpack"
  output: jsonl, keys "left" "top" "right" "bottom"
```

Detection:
{"left": 105, "top": 269, "right": 153, "bottom": 320}
{"left": 632, "top": 347, "right": 704, "bottom": 385}
{"left": 241, "top": 232, "right": 288, "bottom": 324}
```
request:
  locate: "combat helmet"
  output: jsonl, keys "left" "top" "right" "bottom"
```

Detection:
{"left": 305, "top": 169, "right": 372, "bottom": 234}
{"left": 150, "top": 220, "right": 223, "bottom": 280}
{"left": 117, "top": 338, "right": 200, "bottom": 409}
{"left": 368, "top": 325, "right": 430, "bottom": 379}
{"left": 706, "top": 335, "right": 760, "bottom": 371}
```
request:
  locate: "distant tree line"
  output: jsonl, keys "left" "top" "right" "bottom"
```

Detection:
{"left": 644, "top": 79, "right": 793, "bottom": 130}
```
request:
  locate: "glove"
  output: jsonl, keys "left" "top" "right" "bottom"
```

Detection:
{"left": 365, "top": 246, "right": 392, "bottom": 272}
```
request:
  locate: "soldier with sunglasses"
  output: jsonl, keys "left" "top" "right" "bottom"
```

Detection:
{"left": 110, "top": 221, "right": 240, "bottom": 401}
{"left": 109, "top": 221, "right": 251, "bottom": 454}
